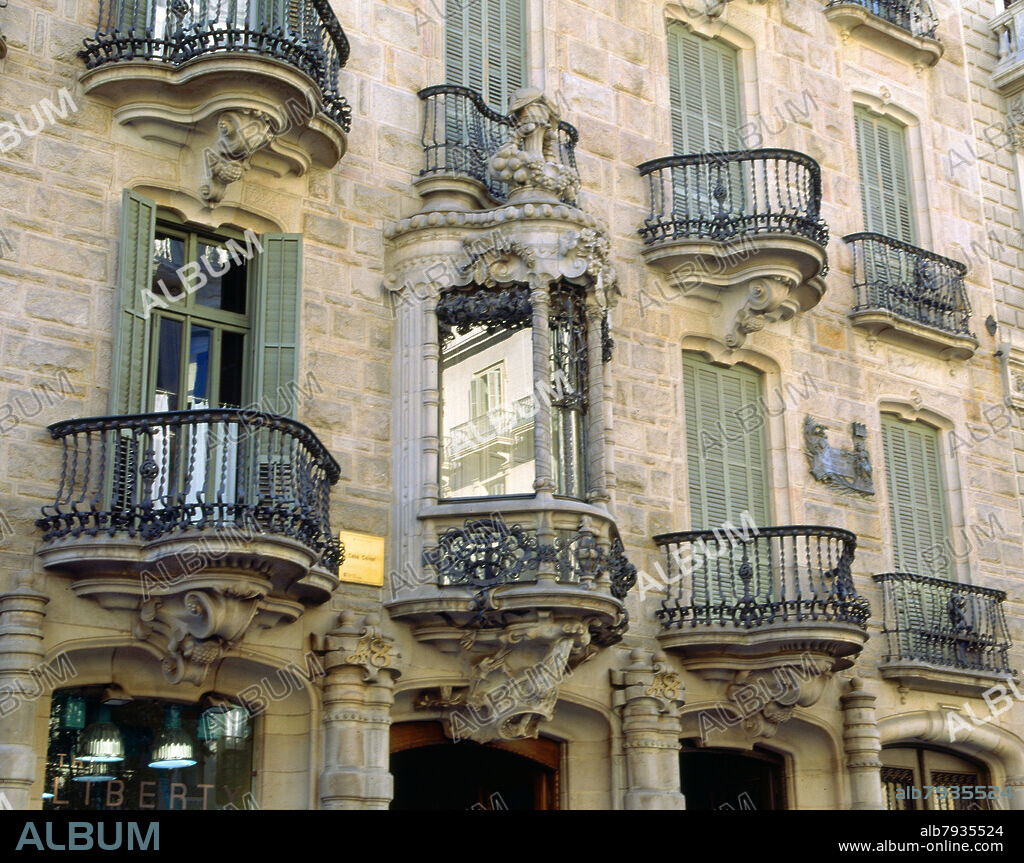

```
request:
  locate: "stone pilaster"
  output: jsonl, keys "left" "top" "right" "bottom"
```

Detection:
{"left": 840, "top": 677, "right": 884, "bottom": 810}
{"left": 611, "top": 649, "right": 686, "bottom": 810}
{"left": 0, "top": 572, "right": 49, "bottom": 810}
{"left": 314, "top": 611, "right": 401, "bottom": 810}
{"left": 530, "top": 278, "right": 556, "bottom": 496}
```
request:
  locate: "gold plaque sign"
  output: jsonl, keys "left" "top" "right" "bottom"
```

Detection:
{"left": 337, "top": 531, "right": 385, "bottom": 586}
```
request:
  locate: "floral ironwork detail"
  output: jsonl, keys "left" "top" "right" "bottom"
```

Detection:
{"left": 436, "top": 285, "right": 532, "bottom": 345}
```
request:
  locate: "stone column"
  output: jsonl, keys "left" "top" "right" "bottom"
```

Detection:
{"left": 315, "top": 611, "right": 401, "bottom": 810}
{"left": 841, "top": 677, "right": 884, "bottom": 810}
{"left": 584, "top": 299, "right": 609, "bottom": 506}
{"left": 529, "top": 278, "right": 556, "bottom": 496}
{"left": 0, "top": 572, "right": 49, "bottom": 810}
{"left": 611, "top": 649, "right": 686, "bottom": 810}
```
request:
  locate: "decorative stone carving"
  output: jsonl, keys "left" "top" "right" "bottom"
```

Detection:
{"left": 803, "top": 416, "right": 874, "bottom": 496}
{"left": 135, "top": 587, "right": 263, "bottom": 685}
{"left": 725, "top": 660, "right": 833, "bottom": 740}
{"left": 314, "top": 610, "right": 402, "bottom": 685}
{"left": 416, "top": 613, "right": 595, "bottom": 743}
{"left": 200, "top": 110, "right": 277, "bottom": 204}
{"left": 998, "top": 342, "right": 1024, "bottom": 412}
{"left": 726, "top": 276, "right": 805, "bottom": 349}
{"left": 487, "top": 88, "right": 580, "bottom": 205}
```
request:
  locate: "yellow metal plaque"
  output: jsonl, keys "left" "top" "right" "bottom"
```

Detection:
{"left": 337, "top": 531, "right": 385, "bottom": 586}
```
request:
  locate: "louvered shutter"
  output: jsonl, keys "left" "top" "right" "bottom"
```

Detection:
{"left": 115, "top": 0, "right": 151, "bottom": 35}
{"left": 855, "top": 108, "right": 915, "bottom": 243}
{"left": 667, "top": 24, "right": 741, "bottom": 154}
{"left": 682, "top": 355, "right": 770, "bottom": 605}
{"left": 446, "top": 0, "right": 524, "bottom": 112}
{"left": 881, "top": 415, "right": 950, "bottom": 579}
{"left": 111, "top": 189, "right": 156, "bottom": 415}
{"left": 254, "top": 234, "right": 302, "bottom": 417}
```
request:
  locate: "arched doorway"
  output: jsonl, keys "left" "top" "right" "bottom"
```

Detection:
{"left": 679, "top": 743, "right": 787, "bottom": 810}
{"left": 390, "top": 721, "right": 560, "bottom": 810}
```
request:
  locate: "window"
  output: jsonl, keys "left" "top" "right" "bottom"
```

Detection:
{"left": 437, "top": 283, "right": 589, "bottom": 501}
{"left": 667, "top": 24, "right": 741, "bottom": 154}
{"left": 879, "top": 414, "right": 951, "bottom": 579}
{"left": 881, "top": 746, "right": 992, "bottom": 811}
{"left": 113, "top": 189, "right": 301, "bottom": 418}
{"left": 681, "top": 353, "right": 770, "bottom": 530}
{"left": 445, "top": 0, "right": 525, "bottom": 112}
{"left": 116, "top": 0, "right": 291, "bottom": 39}
{"left": 44, "top": 689, "right": 254, "bottom": 811}
{"left": 854, "top": 108, "right": 915, "bottom": 243}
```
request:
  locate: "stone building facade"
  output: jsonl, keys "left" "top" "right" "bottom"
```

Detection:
{"left": 0, "top": 0, "right": 1022, "bottom": 810}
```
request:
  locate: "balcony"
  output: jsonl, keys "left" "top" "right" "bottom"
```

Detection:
{"left": 636, "top": 150, "right": 828, "bottom": 348}
{"left": 653, "top": 524, "right": 869, "bottom": 737}
{"left": 412, "top": 84, "right": 580, "bottom": 211}
{"left": 873, "top": 572, "right": 1014, "bottom": 696}
{"left": 35, "top": 409, "right": 342, "bottom": 684}
{"left": 824, "top": 0, "right": 942, "bottom": 68}
{"left": 79, "top": 0, "right": 351, "bottom": 200}
{"left": 992, "top": 0, "right": 1024, "bottom": 95}
{"left": 844, "top": 232, "right": 977, "bottom": 360}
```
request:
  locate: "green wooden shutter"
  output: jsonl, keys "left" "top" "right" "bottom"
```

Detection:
{"left": 880, "top": 415, "right": 950, "bottom": 579}
{"left": 111, "top": 189, "right": 156, "bottom": 415}
{"left": 116, "top": 0, "right": 151, "bottom": 34}
{"left": 682, "top": 354, "right": 770, "bottom": 530}
{"left": 255, "top": 234, "right": 302, "bottom": 417}
{"left": 446, "top": 0, "right": 525, "bottom": 112}
{"left": 667, "top": 24, "right": 741, "bottom": 154}
{"left": 854, "top": 108, "right": 915, "bottom": 243}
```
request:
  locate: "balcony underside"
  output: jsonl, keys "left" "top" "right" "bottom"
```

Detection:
{"left": 849, "top": 307, "right": 979, "bottom": 360}
{"left": 824, "top": 3, "right": 943, "bottom": 67}
{"left": 878, "top": 660, "right": 1013, "bottom": 697}
{"left": 657, "top": 621, "right": 869, "bottom": 675}
{"left": 81, "top": 54, "right": 347, "bottom": 176}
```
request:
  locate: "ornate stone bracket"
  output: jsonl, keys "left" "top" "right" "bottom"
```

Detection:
{"left": 134, "top": 586, "right": 264, "bottom": 685}
{"left": 415, "top": 613, "right": 595, "bottom": 743}
{"left": 313, "top": 610, "right": 402, "bottom": 685}
{"left": 726, "top": 276, "right": 804, "bottom": 349}
{"left": 487, "top": 88, "right": 580, "bottom": 205}
{"left": 803, "top": 416, "right": 875, "bottom": 496}
{"left": 200, "top": 109, "right": 277, "bottom": 204}
{"left": 724, "top": 660, "right": 833, "bottom": 740}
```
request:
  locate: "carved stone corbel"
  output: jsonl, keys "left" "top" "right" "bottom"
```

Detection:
{"left": 200, "top": 109, "right": 277, "bottom": 204}
{"left": 725, "top": 659, "right": 833, "bottom": 740}
{"left": 134, "top": 587, "right": 263, "bottom": 685}
{"left": 725, "top": 276, "right": 801, "bottom": 349}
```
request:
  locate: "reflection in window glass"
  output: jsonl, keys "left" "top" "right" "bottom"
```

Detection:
{"left": 549, "top": 285, "right": 589, "bottom": 499}
{"left": 154, "top": 318, "right": 183, "bottom": 412}
{"left": 440, "top": 325, "right": 535, "bottom": 498}
{"left": 44, "top": 689, "right": 254, "bottom": 811}
{"left": 196, "top": 242, "right": 247, "bottom": 314}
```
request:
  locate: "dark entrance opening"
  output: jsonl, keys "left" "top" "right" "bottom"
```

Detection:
{"left": 390, "top": 721, "right": 559, "bottom": 810}
{"left": 679, "top": 743, "right": 786, "bottom": 810}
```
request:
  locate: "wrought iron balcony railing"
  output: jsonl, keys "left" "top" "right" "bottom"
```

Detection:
{"left": 653, "top": 525, "right": 870, "bottom": 630}
{"left": 425, "top": 516, "right": 635, "bottom": 597}
{"left": 873, "top": 572, "right": 1013, "bottom": 675}
{"left": 79, "top": 0, "right": 351, "bottom": 131}
{"left": 826, "top": 0, "right": 938, "bottom": 39}
{"left": 636, "top": 149, "right": 828, "bottom": 248}
{"left": 417, "top": 85, "right": 580, "bottom": 202}
{"left": 844, "top": 232, "right": 972, "bottom": 337}
{"left": 36, "top": 409, "right": 343, "bottom": 569}
{"left": 446, "top": 396, "right": 534, "bottom": 458}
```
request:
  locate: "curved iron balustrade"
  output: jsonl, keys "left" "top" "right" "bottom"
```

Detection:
{"left": 36, "top": 409, "right": 343, "bottom": 569}
{"left": 843, "top": 232, "right": 972, "bottom": 337}
{"left": 417, "top": 85, "right": 580, "bottom": 203}
{"left": 653, "top": 525, "right": 870, "bottom": 630}
{"left": 826, "top": 0, "right": 939, "bottom": 39}
{"left": 873, "top": 572, "right": 1013, "bottom": 675}
{"left": 79, "top": 0, "right": 351, "bottom": 131}
{"left": 636, "top": 149, "right": 828, "bottom": 248}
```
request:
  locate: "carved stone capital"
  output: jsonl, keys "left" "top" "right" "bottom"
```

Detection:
{"left": 611, "top": 648, "right": 686, "bottom": 717}
{"left": 134, "top": 586, "right": 263, "bottom": 685}
{"left": 200, "top": 109, "right": 277, "bottom": 204}
{"left": 313, "top": 610, "right": 402, "bottom": 684}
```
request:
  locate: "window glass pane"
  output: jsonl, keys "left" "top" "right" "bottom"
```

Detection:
{"left": 189, "top": 325, "right": 212, "bottom": 408}
{"left": 44, "top": 690, "right": 254, "bottom": 811}
{"left": 440, "top": 325, "right": 534, "bottom": 498}
{"left": 154, "top": 317, "right": 182, "bottom": 412}
{"left": 219, "top": 331, "right": 245, "bottom": 409}
{"left": 196, "top": 242, "right": 247, "bottom": 314}
{"left": 152, "top": 233, "right": 186, "bottom": 302}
